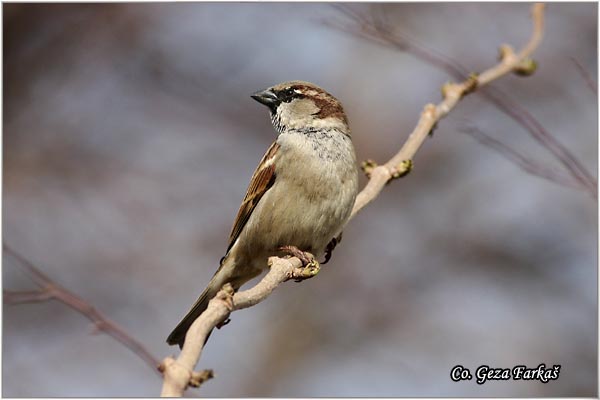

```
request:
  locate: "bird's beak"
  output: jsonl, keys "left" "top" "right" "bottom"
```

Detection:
{"left": 251, "top": 89, "right": 279, "bottom": 108}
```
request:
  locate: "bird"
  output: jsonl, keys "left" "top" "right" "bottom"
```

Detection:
{"left": 167, "top": 81, "right": 359, "bottom": 348}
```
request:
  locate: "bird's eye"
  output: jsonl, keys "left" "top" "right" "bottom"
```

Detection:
{"left": 278, "top": 87, "right": 302, "bottom": 103}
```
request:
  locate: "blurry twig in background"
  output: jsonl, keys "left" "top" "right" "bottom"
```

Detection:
{"left": 461, "top": 124, "right": 581, "bottom": 190}
{"left": 161, "top": 4, "right": 547, "bottom": 397}
{"left": 571, "top": 57, "right": 598, "bottom": 95}
{"left": 3, "top": 244, "right": 162, "bottom": 375}
{"left": 326, "top": 3, "right": 597, "bottom": 199}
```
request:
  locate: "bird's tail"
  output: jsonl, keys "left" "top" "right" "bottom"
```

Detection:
{"left": 166, "top": 260, "right": 232, "bottom": 348}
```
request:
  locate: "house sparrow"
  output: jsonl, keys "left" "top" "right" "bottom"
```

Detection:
{"left": 167, "top": 81, "right": 358, "bottom": 348}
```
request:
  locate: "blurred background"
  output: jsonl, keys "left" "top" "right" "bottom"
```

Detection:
{"left": 3, "top": 2, "right": 597, "bottom": 397}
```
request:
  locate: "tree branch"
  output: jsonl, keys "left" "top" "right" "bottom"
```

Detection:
{"left": 160, "top": 256, "right": 305, "bottom": 396}
{"left": 350, "top": 4, "right": 546, "bottom": 218}
{"left": 160, "top": 4, "right": 547, "bottom": 396}
{"left": 326, "top": 3, "right": 597, "bottom": 199}
{"left": 3, "top": 244, "right": 162, "bottom": 375}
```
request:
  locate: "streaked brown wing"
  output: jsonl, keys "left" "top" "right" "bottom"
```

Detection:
{"left": 225, "top": 141, "right": 280, "bottom": 254}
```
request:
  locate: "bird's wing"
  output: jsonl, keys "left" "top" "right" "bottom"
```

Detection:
{"left": 225, "top": 141, "right": 280, "bottom": 254}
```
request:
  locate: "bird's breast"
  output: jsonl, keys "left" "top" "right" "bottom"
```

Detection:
{"left": 237, "top": 130, "right": 358, "bottom": 264}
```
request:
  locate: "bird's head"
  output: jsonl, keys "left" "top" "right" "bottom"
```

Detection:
{"left": 251, "top": 81, "right": 349, "bottom": 134}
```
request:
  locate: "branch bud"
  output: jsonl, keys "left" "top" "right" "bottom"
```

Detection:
{"left": 441, "top": 81, "right": 453, "bottom": 99}
{"left": 498, "top": 44, "right": 516, "bottom": 62}
{"left": 463, "top": 73, "right": 479, "bottom": 96}
{"left": 360, "top": 159, "right": 378, "bottom": 178}
{"left": 513, "top": 58, "right": 538, "bottom": 76}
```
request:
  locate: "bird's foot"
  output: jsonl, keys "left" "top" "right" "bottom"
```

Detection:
{"left": 279, "top": 245, "right": 320, "bottom": 282}
{"left": 290, "top": 262, "right": 320, "bottom": 282}
{"left": 216, "top": 318, "right": 231, "bottom": 329}
{"left": 322, "top": 233, "right": 343, "bottom": 264}
{"left": 279, "top": 245, "right": 315, "bottom": 265}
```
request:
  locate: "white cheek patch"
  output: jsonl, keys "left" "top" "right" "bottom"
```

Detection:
{"left": 277, "top": 98, "right": 320, "bottom": 128}
{"left": 276, "top": 105, "right": 346, "bottom": 132}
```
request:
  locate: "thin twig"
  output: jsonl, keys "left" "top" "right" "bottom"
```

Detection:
{"left": 480, "top": 85, "right": 597, "bottom": 198}
{"left": 461, "top": 125, "right": 580, "bottom": 189}
{"left": 4, "top": 289, "right": 54, "bottom": 303}
{"left": 3, "top": 244, "right": 162, "bottom": 375}
{"left": 326, "top": 4, "right": 597, "bottom": 199}
{"left": 571, "top": 57, "right": 598, "bottom": 95}
{"left": 350, "top": 4, "right": 547, "bottom": 218}
{"left": 161, "top": 4, "right": 547, "bottom": 396}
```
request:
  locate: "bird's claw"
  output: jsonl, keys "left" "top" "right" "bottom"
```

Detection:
{"left": 278, "top": 245, "right": 314, "bottom": 265}
{"left": 322, "top": 233, "right": 342, "bottom": 264}
{"left": 279, "top": 245, "right": 321, "bottom": 282}
{"left": 292, "top": 259, "right": 320, "bottom": 282}
{"left": 216, "top": 317, "right": 231, "bottom": 329}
